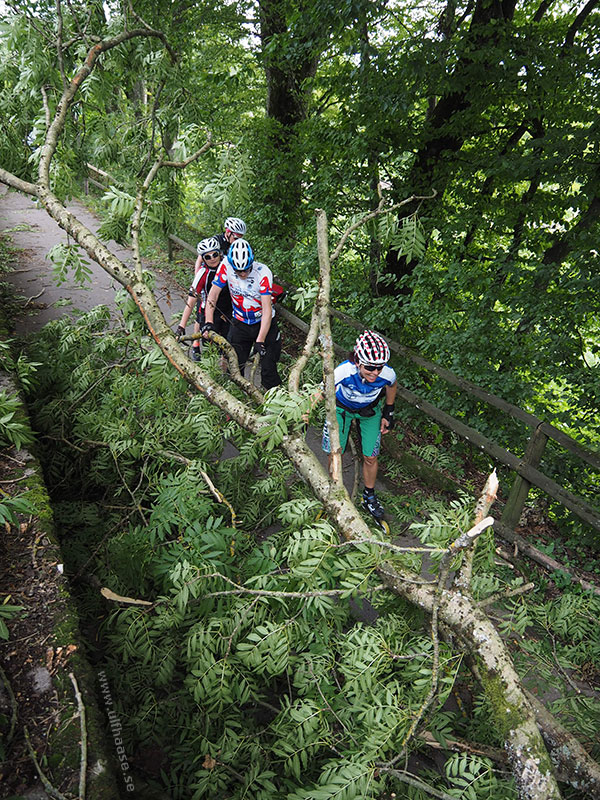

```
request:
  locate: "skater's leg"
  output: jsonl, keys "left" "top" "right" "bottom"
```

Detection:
{"left": 362, "top": 454, "right": 378, "bottom": 489}
{"left": 359, "top": 415, "right": 385, "bottom": 520}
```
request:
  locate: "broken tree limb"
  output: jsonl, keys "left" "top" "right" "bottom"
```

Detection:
{"left": 1, "top": 178, "right": 568, "bottom": 800}
{"left": 315, "top": 208, "right": 343, "bottom": 489}
{"left": 100, "top": 587, "right": 154, "bottom": 606}
{"left": 494, "top": 519, "right": 600, "bottom": 597}
{"left": 455, "top": 469, "right": 499, "bottom": 592}
{"left": 465, "top": 650, "right": 600, "bottom": 797}
{"left": 526, "top": 689, "right": 600, "bottom": 799}
{"left": 377, "top": 555, "right": 561, "bottom": 799}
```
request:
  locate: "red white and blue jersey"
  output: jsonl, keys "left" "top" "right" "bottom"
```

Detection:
{"left": 333, "top": 361, "right": 396, "bottom": 410}
{"left": 213, "top": 260, "right": 275, "bottom": 325}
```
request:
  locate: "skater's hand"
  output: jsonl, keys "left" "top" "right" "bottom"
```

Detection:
{"left": 381, "top": 403, "right": 395, "bottom": 433}
{"left": 252, "top": 341, "right": 267, "bottom": 358}
{"left": 201, "top": 322, "right": 215, "bottom": 338}
{"left": 175, "top": 325, "right": 185, "bottom": 341}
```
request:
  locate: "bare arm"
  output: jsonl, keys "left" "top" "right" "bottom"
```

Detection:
{"left": 179, "top": 294, "right": 196, "bottom": 329}
{"left": 256, "top": 295, "right": 273, "bottom": 343}
{"left": 385, "top": 382, "right": 397, "bottom": 405}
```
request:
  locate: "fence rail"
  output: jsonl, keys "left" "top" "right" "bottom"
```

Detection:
{"left": 85, "top": 164, "right": 600, "bottom": 536}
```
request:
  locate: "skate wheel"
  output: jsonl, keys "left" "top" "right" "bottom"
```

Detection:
{"left": 376, "top": 519, "right": 390, "bottom": 535}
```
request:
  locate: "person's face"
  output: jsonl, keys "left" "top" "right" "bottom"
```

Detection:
{"left": 203, "top": 250, "right": 221, "bottom": 265}
{"left": 225, "top": 229, "right": 243, "bottom": 244}
{"left": 357, "top": 362, "right": 384, "bottom": 382}
{"left": 234, "top": 267, "right": 252, "bottom": 280}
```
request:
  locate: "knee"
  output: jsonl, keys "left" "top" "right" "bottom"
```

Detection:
{"left": 363, "top": 455, "right": 377, "bottom": 467}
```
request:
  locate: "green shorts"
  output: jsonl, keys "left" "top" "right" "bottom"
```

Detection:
{"left": 322, "top": 404, "right": 382, "bottom": 457}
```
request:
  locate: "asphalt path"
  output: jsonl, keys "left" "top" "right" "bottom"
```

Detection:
{"left": 0, "top": 184, "right": 187, "bottom": 334}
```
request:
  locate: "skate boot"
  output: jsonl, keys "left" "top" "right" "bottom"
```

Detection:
{"left": 191, "top": 345, "right": 202, "bottom": 362}
{"left": 362, "top": 489, "right": 385, "bottom": 520}
{"left": 362, "top": 490, "right": 390, "bottom": 533}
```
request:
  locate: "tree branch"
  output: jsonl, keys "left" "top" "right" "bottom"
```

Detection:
{"left": 39, "top": 28, "right": 174, "bottom": 188}
{"left": 55, "top": 0, "right": 67, "bottom": 90}
{"left": 378, "top": 767, "right": 457, "bottom": 800}
{"left": 563, "top": 0, "right": 598, "bottom": 49}
{"left": 127, "top": 0, "right": 178, "bottom": 63}
{"left": 68, "top": 672, "right": 87, "bottom": 800}
{"left": 330, "top": 193, "right": 436, "bottom": 263}
{"left": 315, "top": 208, "right": 343, "bottom": 487}
{"left": 477, "top": 581, "right": 535, "bottom": 608}
{"left": 194, "top": 570, "right": 384, "bottom": 600}
{"left": 131, "top": 138, "right": 212, "bottom": 279}
{"left": 454, "top": 469, "right": 498, "bottom": 591}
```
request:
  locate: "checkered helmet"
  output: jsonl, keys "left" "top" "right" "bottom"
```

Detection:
{"left": 354, "top": 330, "right": 390, "bottom": 366}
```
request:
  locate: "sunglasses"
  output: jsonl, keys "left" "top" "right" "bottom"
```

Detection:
{"left": 203, "top": 251, "right": 221, "bottom": 259}
{"left": 362, "top": 364, "right": 384, "bottom": 372}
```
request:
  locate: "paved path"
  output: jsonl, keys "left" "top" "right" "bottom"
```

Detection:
{"left": 0, "top": 185, "right": 187, "bottom": 334}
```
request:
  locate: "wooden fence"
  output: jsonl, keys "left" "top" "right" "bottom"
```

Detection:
{"left": 84, "top": 164, "right": 600, "bottom": 538}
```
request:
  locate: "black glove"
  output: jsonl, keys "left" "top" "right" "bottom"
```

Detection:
{"left": 252, "top": 341, "right": 267, "bottom": 358}
{"left": 175, "top": 325, "right": 185, "bottom": 340}
{"left": 382, "top": 403, "right": 395, "bottom": 430}
{"left": 201, "top": 322, "right": 215, "bottom": 335}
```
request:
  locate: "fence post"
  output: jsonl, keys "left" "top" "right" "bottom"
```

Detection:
{"left": 501, "top": 423, "right": 549, "bottom": 529}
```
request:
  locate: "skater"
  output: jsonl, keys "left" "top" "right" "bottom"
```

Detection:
{"left": 214, "top": 216, "right": 246, "bottom": 255}
{"left": 175, "top": 237, "right": 232, "bottom": 361}
{"left": 316, "top": 330, "right": 397, "bottom": 522}
{"left": 201, "top": 239, "right": 282, "bottom": 389}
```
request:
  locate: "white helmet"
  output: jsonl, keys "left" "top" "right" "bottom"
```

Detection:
{"left": 224, "top": 217, "right": 246, "bottom": 236}
{"left": 354, "top": 330, "right": 390, "bottom": 366}
{"left": 227, "top": 239, "right": 254, "bottom": 272}
{"left": 197, "top": 236, "right": 221, "bottom": 256}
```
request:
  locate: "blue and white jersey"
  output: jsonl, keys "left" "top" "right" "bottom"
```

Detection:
{"left": 333, "top": 361, "right": 396, "bottom": 410}
{"left": 213, "top": 259, "right": 275, "bottom": 325}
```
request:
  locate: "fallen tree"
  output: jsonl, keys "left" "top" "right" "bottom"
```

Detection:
{"left": 1, "top": 11, "right": 599, "bottom": 800}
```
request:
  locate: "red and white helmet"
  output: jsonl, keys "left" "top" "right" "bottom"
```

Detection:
{"left": 224, "top": 217, "right": 246, "bottom": 236}
{"left": 354, "top": 330, "right": 390, "bottom": 366}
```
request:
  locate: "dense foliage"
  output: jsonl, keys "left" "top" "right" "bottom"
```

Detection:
{"left": 22, "top": 309, "right": 600, "bottom": 799}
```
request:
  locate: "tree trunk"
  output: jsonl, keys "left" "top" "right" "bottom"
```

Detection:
{"left": 257, "top": 0, "right": 320, "bottom": 240}
{"left": 384, "top": 0, "right": 518, "bottom": 287}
